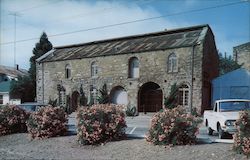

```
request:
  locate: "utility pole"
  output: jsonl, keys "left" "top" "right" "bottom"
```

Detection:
{"left": 9, "top": 12, "right": 21, "bottom": 68}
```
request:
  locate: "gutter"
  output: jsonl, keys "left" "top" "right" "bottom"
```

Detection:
{"left": 190, "top": 45, "right": 195, "bottom": 112}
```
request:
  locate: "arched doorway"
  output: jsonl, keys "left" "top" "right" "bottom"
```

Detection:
{"left": 138, "top": 82, "right": 163, "bottom": 112}
{"left": 110, "top": 86, "right": 128, "bottom": 105}
{"left": 71, "top": 91, "right": 79, "bottom": 112}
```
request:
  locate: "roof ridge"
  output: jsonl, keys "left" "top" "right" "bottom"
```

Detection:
{"left": 54, "top": 24, "right": 209, "bottom": 49}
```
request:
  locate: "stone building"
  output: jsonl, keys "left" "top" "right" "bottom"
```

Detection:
{"left": 36, "top": 24, "right": 219, "bottom": 114}
{"left": 233, "top": 42, "right": 250, "bottom": 71}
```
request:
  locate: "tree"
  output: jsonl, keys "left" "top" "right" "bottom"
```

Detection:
{"left": 10, "top": 75, "right": 35, "bottom": 102}
{"left": 10, "top": 32, "right": 52, "bottom": 102}
{"left": 29, "top": 32, "right": 53, "bottom": 82}
{"left": 164, "top": 83, "right": 179, "bottom": 109}
{"left": 79, "top": 84, "right": 87, "bottom": 106}
{"left": 97, "top": 84, "right": 109, "bottom": 104}
{"left": 219, "top": 52, "right": 242, "bottom": 75}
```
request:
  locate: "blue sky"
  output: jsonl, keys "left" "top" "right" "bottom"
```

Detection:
{"left": 0, "top": 0, "right": 249, "bottom": 69}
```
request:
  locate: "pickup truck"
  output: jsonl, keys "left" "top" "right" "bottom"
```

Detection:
{"left": 204, "top": 99, "right": 250, "bottom": 139}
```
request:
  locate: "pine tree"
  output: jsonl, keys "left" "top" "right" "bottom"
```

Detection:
{"left": 10, "top": 32, "right": 52, "bottom": 102}
{"left": 164, "top": 83, "right": 179, "bottom": 109}
{"left": 29, "top": 32, "right": 52, "bottom": 82}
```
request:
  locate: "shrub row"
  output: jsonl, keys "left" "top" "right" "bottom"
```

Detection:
{"left": 0, "top": 105, "right": 29, "bottom": 136}
{"left": 233, "top": 110, "right": 250, "bottom": 157}
{"left": 146, "top": 106, "right": 202, "bottom": 146}
{"left": 26, "top": 106, "right": 68, "bottom": 139}
{"left": 76, "top": 104, "right": 127, "bottom": 145}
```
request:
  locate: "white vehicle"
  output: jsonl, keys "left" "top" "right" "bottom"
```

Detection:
{"left": 204, "top": 99, "right": 250, "bottom": 139}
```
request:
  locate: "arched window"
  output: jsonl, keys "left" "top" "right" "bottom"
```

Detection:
{"left": 168, "top": 53, "right": 177, "bottom": 73}
{"left": 65, "top": 64, "right": 71, "bottom": 79}
{"left": 178, "top": 84, "right": 189, "bottom": 106}
{"left": 91, "top": 62, "right": 98, "bottom": 77}
{"left": 128, "top": 57, "right": 139, "bottom": 78}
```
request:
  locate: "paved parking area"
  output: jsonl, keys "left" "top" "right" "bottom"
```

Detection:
{"left": 67, "top": 112, "right": 233, "bottom": 143}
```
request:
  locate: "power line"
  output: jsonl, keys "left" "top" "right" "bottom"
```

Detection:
{"left": 10, "top": 0, "right": 61, "bottom": 13}
{"left": 0, "top": 0, "right": 247, "bottom": 45}
{"left": 1, "top": 0, "right": 150, "bottom": 31}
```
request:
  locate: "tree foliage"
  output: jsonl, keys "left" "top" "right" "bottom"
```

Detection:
{"left": 79, "top": 84, "right": 87, "bottom": 106}
{"left": 10, "top": 32, "right": 52, "bottom": 102}
{"left": 97, "top": 83, "right": 109, "bottom": 104}
{"left": 10, "top": 75, "right": 35, "bottom": 102}
{"left": 164, "top": 83, "right": 179, "bottom": 109}
{"left": 219, "top": 52, "right": 242, "bottom": 75}
{"left": 29, "top": 32, "right": 53, "bottom": 82}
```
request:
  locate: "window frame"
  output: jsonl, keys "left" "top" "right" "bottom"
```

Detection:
{"left": 128, "top": 57, "right": 139, "bottom": 78}
{"left": 91, "top": 61, "right": 98, "bottom": 78}
{"left": 178, "top": 84, "right": 189, "bottom": 107}
{"left": 168, "top": 53, "right": 178, "bottom": 73}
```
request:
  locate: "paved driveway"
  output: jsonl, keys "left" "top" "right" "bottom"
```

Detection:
{"left": 67, "top": 112, "right": 233, "bottom": 143}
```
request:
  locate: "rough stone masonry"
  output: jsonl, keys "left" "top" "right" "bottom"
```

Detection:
{"left": 36, "top": 24, "right": 219, "bottom": 114}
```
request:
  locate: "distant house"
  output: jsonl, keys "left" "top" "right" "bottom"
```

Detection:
{"left": 212, "top": 68, "right": 250, "bottom": 104}
{"left": 233, "top": 42, "right": 250, "bottom": 71}
{"left": 0, "top": 65, "right": 28, "bottom": 105}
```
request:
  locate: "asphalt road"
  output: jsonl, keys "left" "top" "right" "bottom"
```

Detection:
{"left": 67, "top": 113, "right": 233, "bottom": 143}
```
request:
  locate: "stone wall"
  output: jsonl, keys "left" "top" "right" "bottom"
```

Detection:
{"left": 37, "top": 44, "right": 207, "bottom": 113}
{"left": 233, "top": 42, "right": 250, "bottom": 71}
{"left": 37, "top": 31, "right": 219, "bottom": 114}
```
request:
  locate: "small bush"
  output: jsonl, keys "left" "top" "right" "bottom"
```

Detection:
{"left": 233, "top": 110, "right": 250, "bottom": 157}
{"left": 26, "top": 106, "right": 68, "bottom": 139}
{"left": 146, "top": 106, "right": 202, "bottom": 146}
{"left": 126, "top": 106, "right": 136, "bottom": 117}
{"left": 0, "top": 105, "right": 29, "bottom": 136}
{"left": 77, "top": 104, "right": 127, "bottom": 145}
{"left": 191, "top": 107, "right": 200, "bottom": 117}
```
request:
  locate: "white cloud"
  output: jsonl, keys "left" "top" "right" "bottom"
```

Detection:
{"left": 1, "top": 0, "right": 186, "bottom": 69}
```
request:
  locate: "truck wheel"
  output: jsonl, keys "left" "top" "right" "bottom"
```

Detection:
{"left": 207, "top": 127, "right": 213, "bottom": 135}
{"left": 218, "top": 124, "right": 225, "bottom": 139}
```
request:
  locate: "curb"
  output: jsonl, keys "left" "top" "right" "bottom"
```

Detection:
{"left": 126, "top": 134, "right": 145, "bottom": 139}
{"left": 196, "top": 138, "right": 213, "bottom": 144}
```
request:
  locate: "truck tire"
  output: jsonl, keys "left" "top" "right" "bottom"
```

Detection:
{"left": 207, "top": 127, "right": 213, "bottom": 135}
{"left": 218, "top": 124, "right": 225, "bottom": 139}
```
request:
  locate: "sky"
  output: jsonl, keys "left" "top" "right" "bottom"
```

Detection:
{"left": 0, "top": 0, "right": 249, "bottom": 70}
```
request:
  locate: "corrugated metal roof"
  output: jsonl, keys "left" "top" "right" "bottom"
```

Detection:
{"left": 39, "top": 24, "right": 209, "bottom": 62}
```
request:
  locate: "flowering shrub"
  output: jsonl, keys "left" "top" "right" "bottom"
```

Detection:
{"left": 26, "top": 106, "right": 68, "bottom": 139}
{"left": 77, "top": 104, "right": 127, "bottom": 145}
{"left": 0, "top": 105, "right": 29, "bottom": 136}
{"left": 146, "top": 106, "right": 202, "bottom": 146}
{"left": 233, "top": 110, "right": 250, "bottom": 157}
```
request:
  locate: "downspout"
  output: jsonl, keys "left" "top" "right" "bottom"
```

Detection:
{"left": 190, "top": 45, "right": 195, "bottom": 113}
{"left": 42, "top": 63, "right": 45, "bottom": 103}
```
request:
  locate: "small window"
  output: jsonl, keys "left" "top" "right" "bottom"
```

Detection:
{"left": 65, "top": 64, "right": 71, "bottom": 79}
{"left": 168, "top": 53, "right": 178, "bottom": 73}
{"left": 91, "top": 62, "right": 98, "bottom": 77}
{"left": 128, "top": 57, "right": 139, "bottom": 78}
{"left": 0, "top": 95, "right": 3, "bottom": 104}
{"left": 178, "top": 84, "right": 189, "bottom": 106}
